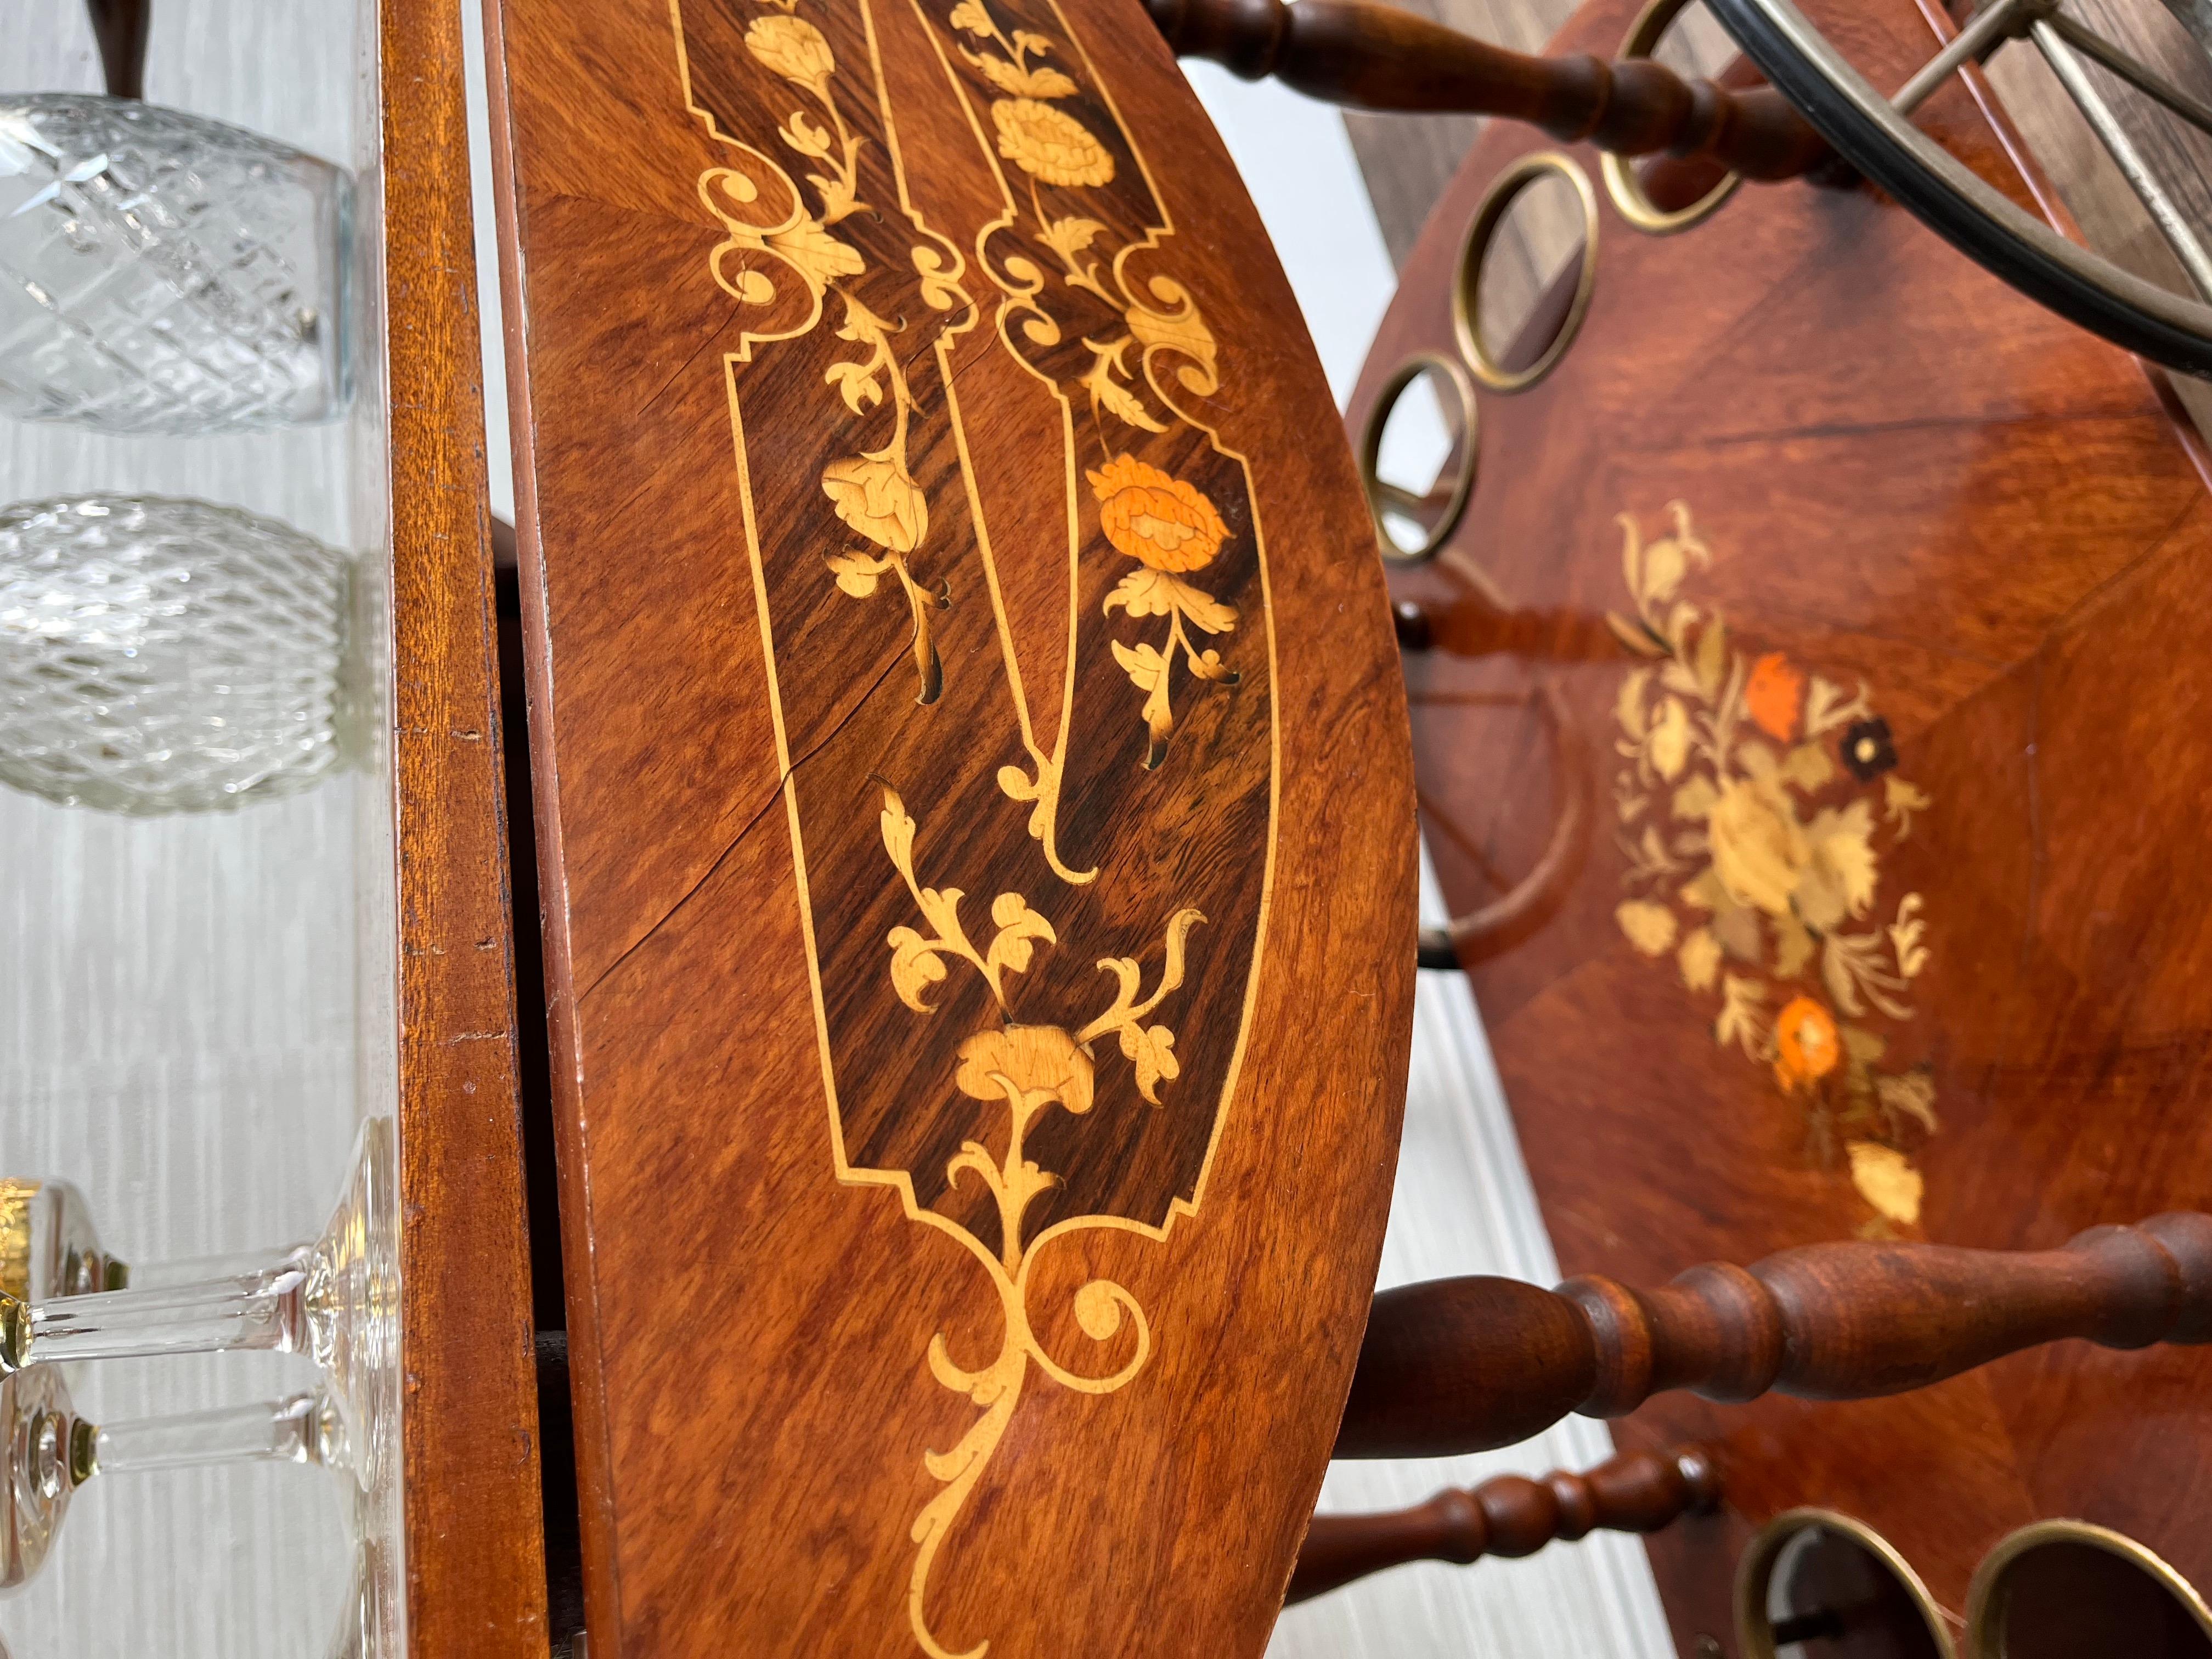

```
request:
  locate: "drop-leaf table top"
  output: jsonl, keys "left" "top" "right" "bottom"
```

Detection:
{"left": 479, "top": 0, "right": 1418, "bottom": 1652}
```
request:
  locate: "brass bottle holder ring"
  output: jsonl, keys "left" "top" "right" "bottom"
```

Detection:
{"left": 1966, "top": 1519, "right": 2212, "bottom": 1658}
{"left": 1735, "top": 1507, "right": 1957, "bottom": 1659}
{"left": 1358, "top": 349, "right": 1479, "bottom": 565}
{"left": 1452, "top": 150, "right": 1601, "bottom": 393}
{"left": 1602, "top": 0, "right": 1745, "bottom": 234}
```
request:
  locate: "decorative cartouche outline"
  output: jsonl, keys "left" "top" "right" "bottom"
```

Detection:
{"left": 665, "top": 0, "right": 1285, "bottom": 1649}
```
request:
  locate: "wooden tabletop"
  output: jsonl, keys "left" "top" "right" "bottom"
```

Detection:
{"left": 1356, "top": 0, "right": 2212, "bottom": 1645}
{"left": 480, "top": 0, "right": 1417, "bottom": 1650}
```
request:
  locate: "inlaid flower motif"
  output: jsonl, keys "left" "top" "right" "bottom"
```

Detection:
{"left": 1773, "top": 996, "right": 1840, "bottom": 1090}
{"left": 1088, "top": 454, "right": 1227, "bottom": 572}
{"left": 1847, "top": 1141, "right": 1923, "bottom": 1226}
{"left": 1841, "top": 716, "right": 1898, "bottom": 781}
{"left": 1745, "top": 651, "right": 1804, "bottom": 742}
{"left": 955, "top": 1023, "right": 1095, "bottom": 1114}
{"left": 1709, "top": 775, "right": 1806, "bottom": 919}
{"left": 745, "top": 14, "right": 836, "bottom": 86}
{"left": 822, "top": 453, "right": 928, "bottom": 554}
{"left": 1606, "top": 502, "right": 1938, "bottom": 1226}
{"left": 992, "top": 97, "right": 1115, "bottom": 188}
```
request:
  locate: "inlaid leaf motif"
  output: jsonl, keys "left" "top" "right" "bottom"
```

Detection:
{"left": 1716, "top": 974, "right": 1768, "bottom": 1058}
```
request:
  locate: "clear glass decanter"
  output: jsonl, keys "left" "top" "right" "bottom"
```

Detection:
{"left": 0, "top": 1118, "right": 397, "bottom": 1491}
{"left": 0, "top": 94, "right": 352, "bottom": 434}
{"left": 0, "top": 1362, "right": 344, "bottom": 1593}
{"left": 0, "top": 494, "right": 353, "bottom": 814}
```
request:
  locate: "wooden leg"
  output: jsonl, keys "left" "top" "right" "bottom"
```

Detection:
{"left": 1338, "top": 1213, "right": 2212, "bottom": 1458}
{"left": 84, "top": 0, "right": 151, "bottom": 100}
{"left": 1287, "top": 1443, "right": 1718, "bottom": 1605}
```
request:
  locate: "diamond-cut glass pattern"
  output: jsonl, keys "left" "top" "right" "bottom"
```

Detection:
{"left": 0, "top": 495, "right": 351, "bottom": 814}
{"left": 0, "top": 96, "right": 352, "bottom": 435}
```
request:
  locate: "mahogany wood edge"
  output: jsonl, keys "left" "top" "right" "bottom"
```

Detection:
{"left": 1144, "top": 0, "right": 1831, "bottom": 180}
{"left": 473, "top": 0, "right": 620, "bottom": 1650}
{"left": 383, "top": 0, "right": 549, "bottom": 1651}
{"left": 1336, "top": 1214, "right": 2212, "bottom": 1458}
{"left": 1286, "top": 1443, "right": 1719, "bottom": 1604}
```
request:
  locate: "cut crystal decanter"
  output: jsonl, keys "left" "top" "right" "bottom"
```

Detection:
{"left": 0, "top": 1364, "right": 345, "bottom": 1593}
{"left": 0, "top": 494, "right": 353, "bottom": 814}
{"left": 0, "top": 1118, "right": 398, "bottom": 1492}
{"left": 0, "top": 95, "right": 352, "bottom": 434}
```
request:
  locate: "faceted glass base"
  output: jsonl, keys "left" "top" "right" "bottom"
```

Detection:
{"left": 0, "top": 95, "right": 353, "bottom": 435}
{"left": 308, "top": 1115, "right": 399, "bottom": 1493}
{"left": 0, "top": 495, "right": 353, "bottom": 815}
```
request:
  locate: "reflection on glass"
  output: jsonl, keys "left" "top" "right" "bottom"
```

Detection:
{"left": 0, "top": 95, "right": 352, "bottom": 435}
{"left": 0, "top": 494, "right": 352, "bottom": 814}
{"left": 0, "top": 1178, "right": 124, "bottom": 1303}
{"left": 0, "top": 1362, "right": 343, "bottom": 1594}
{"left": 0, "top": 1118, "right": 397, "bottom": 1490}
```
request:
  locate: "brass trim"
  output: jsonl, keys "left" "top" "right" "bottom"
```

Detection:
{"left": 1735, "top": 1507, "right": 1958, "bottom": 1659}
{"left": 1358, "top": 350, "right": 1479, "bottom": 565}
{"left": 1601, "top": 0, "right": 1743, "bottom": 234}
{"left": 1965, "top": 1519, "right": 2212, "bottom": 1658}
{"left": 1452, "top": 151, "right": 1600, "bottom": 393}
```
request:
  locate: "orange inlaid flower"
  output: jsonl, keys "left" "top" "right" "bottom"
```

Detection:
{"left": 1773, "top": 996, "right": 1841, "bottom": 1092}
{"left": 1087, "top": 454, "right": 1229, "bottom": 573}
{"left": 1745, "top": 651, "right": 1804, "bottom": 742}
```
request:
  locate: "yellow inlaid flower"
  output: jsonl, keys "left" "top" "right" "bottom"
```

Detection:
{"left": 1847, "top": 1141, "right": 1923, "bottom": 1226}
{"left": 1709, "top": 775, "right": 1808, "bottom": 918}
{"left": 822, "top": 454, "right": 927, "bottom": 554}
{"left": 1087, "top": 454, "right": 1227, "bottom": 572}
{"left": 745, "top": 14, "right": 835, "bottom": 85}
{"left": 1773, "top": 995, "right": 1840, "bottom": 1091}
{"left": 955, "top": 1023, "right": 1094, "bottom": 1115}
{"left": 991, "top": 97, "right": 1114, "bottom": 188}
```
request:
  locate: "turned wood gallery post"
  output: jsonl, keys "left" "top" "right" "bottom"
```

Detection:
{"left": 1290, "top": 1444, "right": 1719, "bottom": 1602}
{"left": 1144, "top": 0, "right": 1832, "bottom": 180}
{"left": 1339, "top": 1214, "right": 2212, "bottom": 1458}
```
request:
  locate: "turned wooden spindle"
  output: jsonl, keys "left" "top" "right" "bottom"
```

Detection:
{"left": 1288, "top": 1443, "right": 1718, "bottom": 1604}
{"left": 84, "top": 0, "right": 151, "bottom": 100}
{"left": 1338, "top": 1213, "right": 2212, "bottom": 1458}
{"left": 1144, "top": 0, "right": 1832, "bottom": 182}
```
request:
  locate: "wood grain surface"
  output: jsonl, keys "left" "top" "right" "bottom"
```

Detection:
{"left": 480, "top": 0, "right": 1418, "bottom": 1651}
{"left": 382, "top": 0, "right": 550, "bottom": 1652}
{"left": 1352, "top": 0, "right": 2212, "bottom": 1649}
{"left": 1345, "top": 0, "right": 2212, "bottom": 1654}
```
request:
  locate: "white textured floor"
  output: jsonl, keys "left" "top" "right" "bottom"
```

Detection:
{"left": 1182, "top": 66, "right": 1676, "bottom": 1659}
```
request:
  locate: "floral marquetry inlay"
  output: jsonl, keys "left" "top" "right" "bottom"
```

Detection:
{"left": 665, "top": 0, "right": 1277, "bottom": 1650}
{"left": 1607, "top": 503, "right": 1937, "bottom": 1228}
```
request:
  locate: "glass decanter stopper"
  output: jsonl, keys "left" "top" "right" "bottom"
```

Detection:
{"left": 0, "top": 1361, "right": 343, "bottom": 1594}
{"left": 0, "top": 95, "right": 353, "bottom": 434}
{"left": 0, "top": 1117, "right": 397, "bottom": 1490}
{"left": 0, "top": 494, "right": 353, "bottom": 814}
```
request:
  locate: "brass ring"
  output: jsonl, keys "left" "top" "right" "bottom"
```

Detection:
{"left": 1452, "top": 151, "right": 1600, "bottom": 393}
{"left": 1735, "top": 1508, "right": 1957, "bottom": 1659}
{"left": 1357, "top": 350, "right": 1478, "bottom": 565}
{"left": 1965, "top": 1520, "right": 2212, "bottom": 1657}
{"left": 1600, "top": 0, "right": 1743, "bottom": 235}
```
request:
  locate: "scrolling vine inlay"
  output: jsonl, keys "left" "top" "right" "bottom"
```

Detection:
{"left": 666, "top": 0, "right": 1277, "bottom": 1650}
